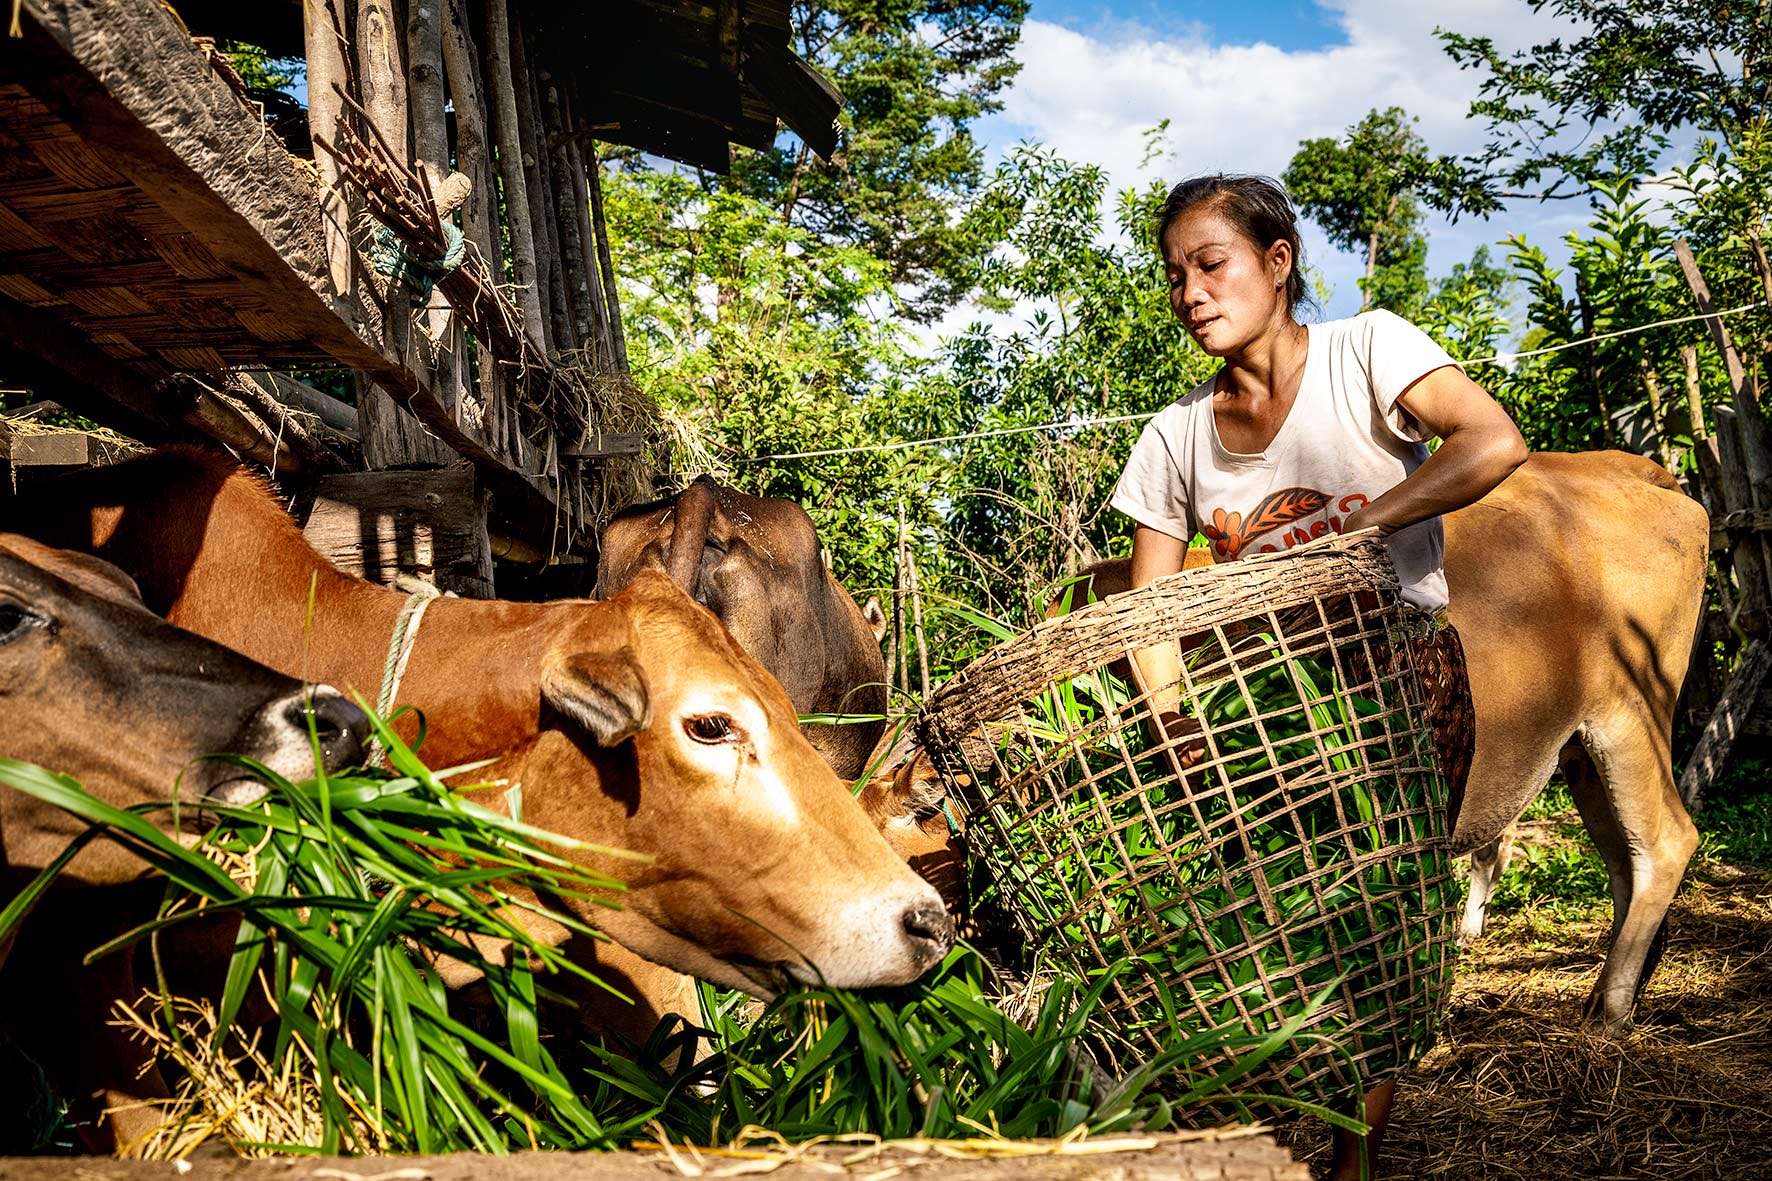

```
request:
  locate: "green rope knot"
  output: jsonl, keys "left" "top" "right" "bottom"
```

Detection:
{"left": 365, "top": 219, "right": 466, "bottom": 298}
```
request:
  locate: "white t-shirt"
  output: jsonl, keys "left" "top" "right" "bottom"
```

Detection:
{"left": 1110, "top": 309, "right": 1453, "bottom": 612}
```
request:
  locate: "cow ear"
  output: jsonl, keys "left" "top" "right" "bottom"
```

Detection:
{"left": 542, "top": 652, "right": 652, "bottom": 747}
{"left": 33, "top": 542, "right": 141, "bottom": 602}
{"left": 861, "top": 595, "right": 888, "bottom": 644}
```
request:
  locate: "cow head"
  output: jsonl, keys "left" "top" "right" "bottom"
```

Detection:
{"left": 856, "top": 735, "right": 968, "bottom": 918}
{"left": 509, "top": 570, "right": 949, "bottom": 998}
{"left": 597, "top": 479, "right": 889, "bottom": 781}
{"left": 0, "top": 534, "right": 370, "bottom": 883}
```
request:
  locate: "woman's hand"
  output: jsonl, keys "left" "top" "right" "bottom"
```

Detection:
{"left": 1349, "top": 365, "right": 1527, "bottom": 536}
{"left": 1129, "top": 525, "right": 1189, "bottom": 718}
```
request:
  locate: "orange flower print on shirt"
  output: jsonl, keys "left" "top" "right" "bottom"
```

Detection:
{"left": 1202, "top": 487, "right": 1333, "bottom": 558}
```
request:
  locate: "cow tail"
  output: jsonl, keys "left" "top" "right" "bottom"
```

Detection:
{"left": 665, "top": 476, "right": 718, "bottom": 594}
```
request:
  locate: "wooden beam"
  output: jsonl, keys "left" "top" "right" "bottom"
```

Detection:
{"left": 1680, "top": 639, "right": 1772, "bottom": 807}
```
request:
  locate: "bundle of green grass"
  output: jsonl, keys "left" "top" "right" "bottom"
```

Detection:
{"left": 0, "top": 708, "right": 1337, "bottom": 1157}
{"left": 918, "top": 535, "right": 1461, "bottom": 1113}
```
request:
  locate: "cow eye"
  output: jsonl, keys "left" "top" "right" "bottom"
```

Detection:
{"left": 0, "top": 603, "right": 42, "bottom": 645}
{"left": 684, "top": 713, "right": 739, "bottom": 744}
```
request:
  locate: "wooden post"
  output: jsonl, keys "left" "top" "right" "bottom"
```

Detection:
{"left": 1680, "top": 639, "right": 1771, "bottom": 807}
{"left": 304, "top": 0, "right": 354, "bottom": 299}
{"left": 483, "top": 0, "right": 546, "bottom": 353}
{"left": 1674, "top": 239, "right": 1772, "bottom": 490}
{"left": 405, "top": 0, "right": 455, "bottom": 393}
{"left": 356, "top": 0, "right": 451, "bottom": 468}
{"left": 1675, "top": 238, "right": 1772, "bottom": 630}
{"left": 562, "top": 83, "right": 613, "bottom": 363}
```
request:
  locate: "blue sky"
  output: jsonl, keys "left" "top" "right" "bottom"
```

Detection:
{"left": 955, "top": 0, "right": 1607, "bottom": 327}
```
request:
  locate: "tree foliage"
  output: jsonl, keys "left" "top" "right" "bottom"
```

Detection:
{"left": 1284, "top": 108, "right": 1434, "bottom": 313}
{"left": 723, "top": 1, "right": 1032, "bottom": 320}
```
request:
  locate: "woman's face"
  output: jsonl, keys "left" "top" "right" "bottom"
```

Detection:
{"left": 1161, "top": 206, "right": 1292, "bottom": 357}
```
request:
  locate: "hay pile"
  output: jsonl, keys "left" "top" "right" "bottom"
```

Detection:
{"left": 1291, "top": 849, "right": 1772, "bottom": 1178}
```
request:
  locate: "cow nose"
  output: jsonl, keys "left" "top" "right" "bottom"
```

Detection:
{"left": 288, "top": 686, "right": 370, "bottom": 770}
{"left": 901, "top": 899, "right": 953, "bottom": 968}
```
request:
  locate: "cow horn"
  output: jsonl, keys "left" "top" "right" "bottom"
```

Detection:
{"left": 665, "top": 477, "right": 719, "bottom": 595}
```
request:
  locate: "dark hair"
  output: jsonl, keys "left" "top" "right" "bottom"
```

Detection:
{"left": 1156, "top": 174, "right": 1312, "bottom": 313}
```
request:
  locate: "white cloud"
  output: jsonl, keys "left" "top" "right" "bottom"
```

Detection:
{"left": 975, "top": 1, "right": 1601, "bottom": 319}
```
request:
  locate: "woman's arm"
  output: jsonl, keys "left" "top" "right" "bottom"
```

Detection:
{"left": 1129, "top": 525, "right": 1188, "bottom": 719}
{"left": 1344, "top": 365, "right": 1528, "bottom": 536}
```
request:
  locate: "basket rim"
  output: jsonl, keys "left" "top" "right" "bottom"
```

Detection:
{"left": 918, "top": 531, "right": 1401, "bottom": 736}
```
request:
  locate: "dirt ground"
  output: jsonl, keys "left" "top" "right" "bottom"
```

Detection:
{"left": 1291, "top": 833, "right": 1772, "bottom": 1179}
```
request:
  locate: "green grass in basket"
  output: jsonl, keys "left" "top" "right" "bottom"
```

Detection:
{"left": 975, "top": 621, "right": 1454, "bottom": 1095}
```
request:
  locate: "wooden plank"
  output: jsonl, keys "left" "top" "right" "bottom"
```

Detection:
{"left": 0, "top": 1130, "right": 1307, "bottom": 1181}
{"left": 1681, "top": 639, "right": 1772, "bottom": 807}
{"left": 302, "top": 463, "right": 495, "bottom": 598}
{"left": 562, "top": 432, "right": 644, "bottom": 460}
{"left": 1, "top": 429, "right": 88, "bottom": 466}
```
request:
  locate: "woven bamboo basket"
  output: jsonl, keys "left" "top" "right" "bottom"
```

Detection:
{"left": 916, "top": 534, "right": 1460, "bottom": 1108}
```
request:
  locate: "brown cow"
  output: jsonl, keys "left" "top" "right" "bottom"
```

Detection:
{"left": 0, "top": 533, "right": 370, "bottom": 1150}
{"left": 9, "top": 452, "right": 949, "bottom": 1036}
{"left": 598, "top": 476, "right": 890, "bottom": 781}
{"left": 874, "top": 452, "right": 1707, "bottom": 1034}
{"left": 0, "top": 533, "right": 368, "bottom": 884}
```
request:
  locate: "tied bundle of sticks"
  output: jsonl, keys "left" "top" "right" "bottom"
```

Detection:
{"left": 310, "top": 39, "right": 540, "bottom": 379}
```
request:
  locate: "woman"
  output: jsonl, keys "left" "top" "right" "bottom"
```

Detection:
{"left": 1114, "top": 173, "right": 1526, "bottom": 708}
{"left": 1111, "top": 175, "right": 1527, "bottom": 1179}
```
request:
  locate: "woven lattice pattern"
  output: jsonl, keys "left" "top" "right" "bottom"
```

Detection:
{"left": 918, "top": 535, "right": 1460, "bottom": 1105}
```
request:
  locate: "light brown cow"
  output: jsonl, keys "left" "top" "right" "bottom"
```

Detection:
{"left": 873, "top": 451, "right": 1707, "bottom": 1034}
{"left": 0, "top": 533, "right": 370, "bottom": 1150}
{"left": 11, "top": 449, "right": 950, "bottom": 999}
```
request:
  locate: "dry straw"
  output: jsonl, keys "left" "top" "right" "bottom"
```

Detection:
{"left": 918, "top": 533, "right": 1461, "bottom": 1109}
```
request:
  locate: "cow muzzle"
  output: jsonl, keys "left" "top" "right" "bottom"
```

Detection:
{"left": 763, "top": 884, "right": 954, "bottom": 994}
{"left": 209, "top": 685, "right": 371, "bottom": 806}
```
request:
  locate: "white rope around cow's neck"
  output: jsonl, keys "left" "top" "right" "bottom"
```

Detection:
{"left": 369, "top": 575, "right": 443, "bottom": 767}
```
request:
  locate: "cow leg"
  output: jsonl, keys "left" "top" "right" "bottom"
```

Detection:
{"left": 1458, "top": 830, "right": 1516, "bottom": 943}
{"left": 1570, "top": 718, "right": 1697, "bottom": 1031}
{"left": 1326, "top": 1077, "right": 1397, "bottom": 1181}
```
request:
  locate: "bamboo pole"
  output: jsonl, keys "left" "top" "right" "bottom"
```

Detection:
{"left": 404, "top": 0, "right": 457, "bottom": 394}
{"left": 303, "top": 0, "right": 353, "bottom": 298}
{"left": 441, "top": 0, "right": 515, "bottom": 459}
{"left": 584, "top": 138, "right": 630, "bottom": 372}
{"left": 538, "top": 63, "right": 599, "bottom": 353}
{"left": 908, "top": 531, "right": 931, "bottom": 698}
{"left": 482, "top": 0, "right": 546, "bottom": 354}
{"left": 562, "top": 88, "right": 612, "bottom": 365}
{"left": 513, "top": 16, "right": 572, "bottom": 356}
{"left": 1684, "top": 345, "right": 1724, "bottom": 513}
{"left": 894, "top": 503, "right": 909, "bottom": 694}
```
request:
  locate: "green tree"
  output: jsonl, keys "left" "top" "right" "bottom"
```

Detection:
{"left": 722, "top": 1, "right": 1031, "bottom": 320}
{"left": 1283, "top": 108, "right": 1436, "bottom": 313}
{"left": 1440, "top": 0, "right": 1772, "bottom": 204}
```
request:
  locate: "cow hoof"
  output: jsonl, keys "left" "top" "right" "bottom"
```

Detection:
{"left": 1579, "top": 991, "right": 1633, "bottom": 1035}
